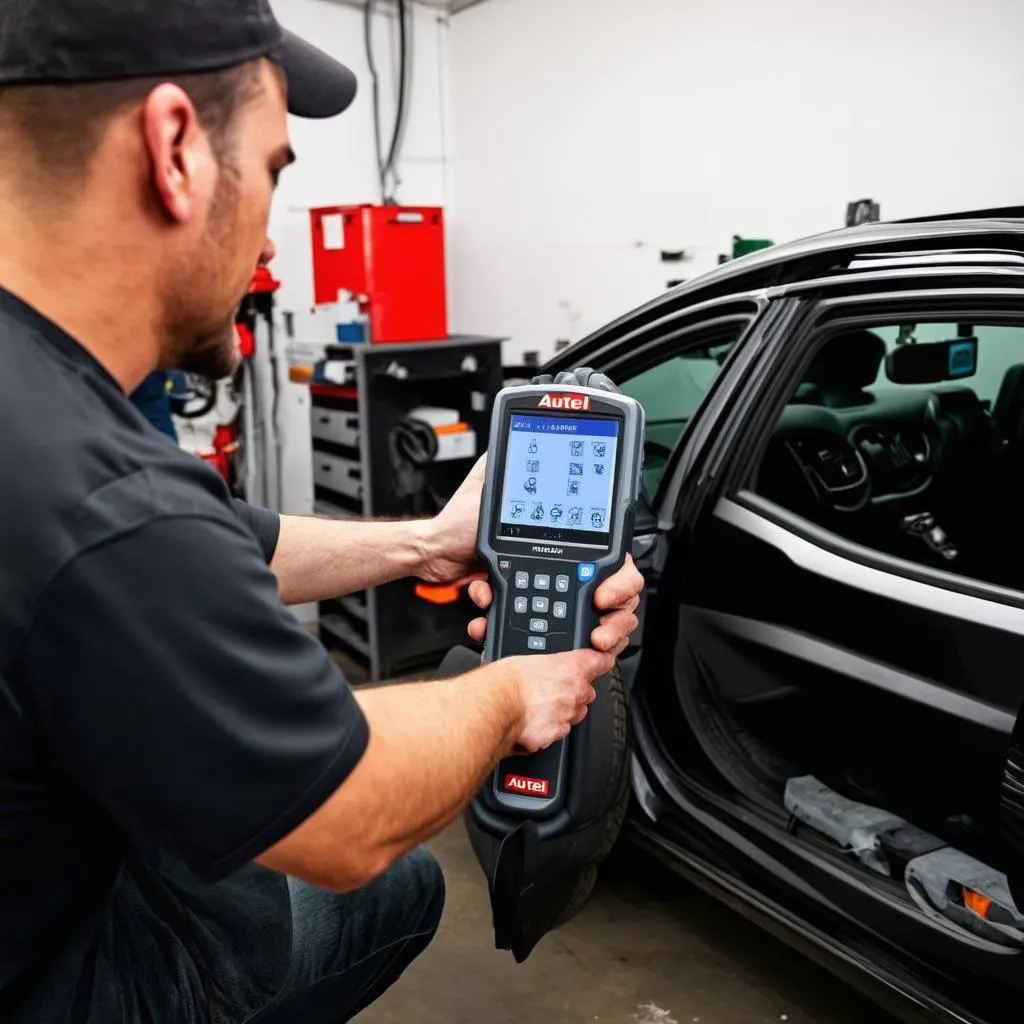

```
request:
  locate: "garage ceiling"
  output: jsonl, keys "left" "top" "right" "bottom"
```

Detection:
{"left": 438, "top": 0, "right": 492, "bottom": 10}
{"left": 323, "top": 0, "right": 494, "bottom": 13}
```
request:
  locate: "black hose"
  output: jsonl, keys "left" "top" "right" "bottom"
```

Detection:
{"left": 364, "top": 0, "right": 386, "bottom": 200}
{"left": 382, "top": 0, "right": 410, "bottom": 195}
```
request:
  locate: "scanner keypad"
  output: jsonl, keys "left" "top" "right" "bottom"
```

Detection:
{"left": 501, "top": 558, "right": 587, "bottom": 655}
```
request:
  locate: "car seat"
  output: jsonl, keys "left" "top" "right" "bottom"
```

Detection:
{"left": 992, "top": 364, "right": 1024, "bottom": 447}
{"left": 795, "top": 330, "right": 886, "bottom": 408}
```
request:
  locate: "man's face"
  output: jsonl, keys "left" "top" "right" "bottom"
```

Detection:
{"left": 163, "top": 61, "right": 292, "bottom": 379}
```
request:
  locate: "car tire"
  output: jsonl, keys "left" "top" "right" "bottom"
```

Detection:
{"left": 549, "top": 659, "right": 631, "bottom": 930}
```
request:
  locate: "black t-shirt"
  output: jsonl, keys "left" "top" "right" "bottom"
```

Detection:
{"left": 0, "top": 289, "right": 369, "bottom": 1022}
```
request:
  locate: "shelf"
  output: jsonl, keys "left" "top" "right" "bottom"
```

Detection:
{"left": 338, "top": 594, "right": 368, "bottom": 622}
{"left": 305, "top": 336, "right": 503, "bottom": 681}
{"left": 320, "top": 614, "right": 370, "bottom": 659}
{"left": 314, "top": 498, "right": 359, "bottom": 519}
{"left": 313, "top": 486, "right": 363, "bottom": 516}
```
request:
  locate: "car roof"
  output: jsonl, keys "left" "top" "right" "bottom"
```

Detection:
{"left": 553, "top": 212, "right": 1024, "bottom": 369}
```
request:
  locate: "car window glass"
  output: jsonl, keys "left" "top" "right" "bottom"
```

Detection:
{"left": 752, "top": 320, "right": 1024, "bottom": 593}
{"left": 620, "top": 340, "right": 738, "bottom": 500}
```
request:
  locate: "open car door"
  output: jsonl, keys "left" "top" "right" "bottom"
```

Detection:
{"left": 1003, "top": 715, "right": 1024, "bottom": 911}
{"left": 450, "top": 493, "right": 660, "bottom": 962}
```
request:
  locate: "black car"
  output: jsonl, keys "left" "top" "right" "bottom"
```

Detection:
{"left": 463, "top": 208, "right": 1024, "bottom": 1024}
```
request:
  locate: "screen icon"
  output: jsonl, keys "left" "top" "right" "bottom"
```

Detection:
{"left": 589, "top": 508, "right": 607, "bottom": 529}
{"left": 592, "top": 442, "right": 607, "bottom": 458}
{"left": 526, "top": 459, "right": 540, "bottom": 473}
{"left": 570, "top": 440, "right": 583, "bottom": 456}
{"left": 523, "top": 476, "right": 537, "bottom": 495}
{"left": 528, "top": 439, "right": 539, "bottom": 454}
{"left": 593, "top": 462, "right": 605, "bottom": 476}
{"left": 567, "top": 506, "right": 583, "bottom": 525}
{"left": 531, "top": 503, "right": 545, "bottom": 521}
{"left": 567, "top": 479, "right": 581, "bottom": 496}
{"left": 509, "top": 501, "right": 525, "bottom": 519}
{"left": 550, "top": 504, "right": 564, "bottom": 522}
{"left": 569, "top": 462, "right": 583, "bottom": 476}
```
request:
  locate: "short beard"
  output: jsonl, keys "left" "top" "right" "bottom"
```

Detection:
{"left": 172, "top": 319, "right": 240, "bottom": 381}
{"left": 162, "top": 160, "right": 246, "bottom": 381}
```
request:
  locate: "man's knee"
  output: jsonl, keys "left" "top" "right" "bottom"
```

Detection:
{"left": 288, "top": 846, "right": 444, "bottom": 966}
{"left": 384, "top": 846, "right": 446, "bottom": 940}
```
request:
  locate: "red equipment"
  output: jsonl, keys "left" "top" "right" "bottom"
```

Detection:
{"left": 309, "top": 204, "right": 448, "bottom": 343}
{"left": 200, "top": 266, "right": 281, "bottom": 483}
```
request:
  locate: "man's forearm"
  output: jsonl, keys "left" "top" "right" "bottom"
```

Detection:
{"left": 256, "top": 660, "right": 522, "bottom": 891}
{"left": 270, "top": 513, "right": 439, "bottom": 604}
{"left": 347, "top": 665, "right": 521, "bottom": 860}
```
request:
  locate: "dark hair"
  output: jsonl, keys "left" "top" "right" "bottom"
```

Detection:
{"left": 0, "top": 60, "right": 263, "bottom": 186}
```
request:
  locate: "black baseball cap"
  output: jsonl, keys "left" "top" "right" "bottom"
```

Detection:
{"left": 0, "top": 0, "right": 357, "bottom": 119}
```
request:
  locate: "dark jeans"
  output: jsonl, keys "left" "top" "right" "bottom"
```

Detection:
{"left": 86, "top": 848, "right": 445, "bottom": 1023}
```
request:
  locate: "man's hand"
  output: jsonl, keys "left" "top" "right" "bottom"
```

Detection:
{"left": 504, "top": 648, "right": 614, "bottom": 753}
{"left": 415, "top": 455, "right": 487, "bottom": 585}
{"left": 466, "top": 555, "right": 644, "bottom": 656}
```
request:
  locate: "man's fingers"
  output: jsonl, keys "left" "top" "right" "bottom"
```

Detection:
{"left": 571, "top": 706, "right": 590, "bottom": 727}
{"left": 467, "top": 616, "right": 488, "bottom": 642}
{"left": 594, "top": 554, "right": 644, "bottom": 611}
{"left": 574, "top": 647, "right": 615, "bottom": 680}
{"left": 601, "top": 594, "right": 640, "bottom": 618}
{"left": 467, "top": 579, "right": 493, "bottom": 610}
{"left": 590, "top": 609, "right": 640, "bottom": 652}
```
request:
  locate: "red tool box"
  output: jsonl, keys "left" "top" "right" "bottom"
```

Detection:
{"left": 310, "top": 204, "right": 448, "bottom": 344}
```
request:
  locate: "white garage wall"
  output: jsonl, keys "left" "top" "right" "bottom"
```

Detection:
{"left": 446, "top": 0, "right": 1024, "bottom": 363}
{"left": 269, "top": 0, "right": 452, "bottom": 323}
{"left": 263, "top": 0, "right": 452, "bottom": 533}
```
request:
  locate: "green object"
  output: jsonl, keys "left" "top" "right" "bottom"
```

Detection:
{"left": 732, "top": 235, "right": 774, "bottom": 259}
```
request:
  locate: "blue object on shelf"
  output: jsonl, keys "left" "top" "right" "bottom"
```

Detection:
{"left": 337, "top": 322, "right": 367, "bottom": 343}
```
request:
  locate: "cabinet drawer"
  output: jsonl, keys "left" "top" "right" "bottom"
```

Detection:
{"left": 313, "top": 453, "right": 363, "bottom": 501}
{"left": 311, "top": 407, "right": 360, "bottom": 448}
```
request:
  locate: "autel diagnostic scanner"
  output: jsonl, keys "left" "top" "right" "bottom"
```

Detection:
{"left": 475, "top": 375, "right": 644, "bottom": 820}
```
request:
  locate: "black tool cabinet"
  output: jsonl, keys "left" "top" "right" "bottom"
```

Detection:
{"left": 309, "top": 336, "right": 504, "bottom": 680}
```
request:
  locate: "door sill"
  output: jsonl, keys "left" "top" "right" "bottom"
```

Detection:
{"left": 630, "top": 703, "right": 1018, "bottom": 958}
{"left": 627, "top": 820, "right": 979, "bottom": 1024}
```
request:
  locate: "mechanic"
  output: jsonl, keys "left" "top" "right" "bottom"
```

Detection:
{"left": 0, "top": 3, "right": 644, "bottom": 1024}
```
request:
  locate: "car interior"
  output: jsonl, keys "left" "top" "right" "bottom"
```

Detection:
{"left": 687, "top": 323, "right": 1024, "bottom": 885}
{"left": 756, "top": 325, "right": 1024, "bottom": 594}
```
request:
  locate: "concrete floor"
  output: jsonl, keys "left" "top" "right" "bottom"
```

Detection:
{"left": 360, "top": 824, "right": 899, "bottom": 1024}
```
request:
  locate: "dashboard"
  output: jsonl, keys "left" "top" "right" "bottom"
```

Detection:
{"left": 757, "top": 385, "right": 992, "bottom": 518}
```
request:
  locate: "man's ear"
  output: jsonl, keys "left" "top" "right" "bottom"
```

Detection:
{"left": 141, "top": 83, "right": 207, "bottom": 226}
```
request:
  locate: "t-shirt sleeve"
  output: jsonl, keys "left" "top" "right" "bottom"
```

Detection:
{"left": 231, "top": 498, "right": 281, "bottom": 563}
{"left": 20, "top": 513, "right": 368, "bottom": 880}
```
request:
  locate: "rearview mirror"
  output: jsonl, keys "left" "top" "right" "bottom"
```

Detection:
{"left": 885, "top": 338, "right": 977, "bottom": 384}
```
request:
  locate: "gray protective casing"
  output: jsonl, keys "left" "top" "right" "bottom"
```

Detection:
{"left": 474, "top": 383, "right": 645, "bottom": 823}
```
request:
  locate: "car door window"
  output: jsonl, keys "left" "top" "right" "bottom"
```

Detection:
{"left": 752, "top": 320, "right": 1024, "bottom": 594}
{"left": 620, "top": 340, "right": 738, "bottom": 500}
